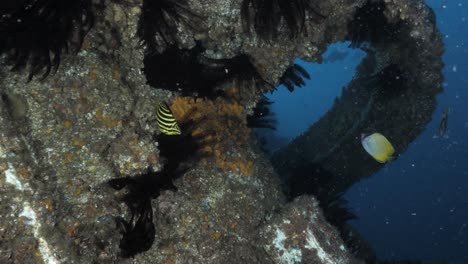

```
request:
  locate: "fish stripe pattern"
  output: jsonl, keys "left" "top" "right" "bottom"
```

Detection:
{"left": 157, "top": 102, "right": 181, "bottom": 135}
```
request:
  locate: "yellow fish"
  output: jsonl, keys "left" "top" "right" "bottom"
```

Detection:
{"left": 361, "top": 133, "right": 395, "bottom": 163}
{"left": 156, "top": 102, "right": 181, "bottom": 135}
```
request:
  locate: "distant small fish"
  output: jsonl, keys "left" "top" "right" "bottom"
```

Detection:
{"left": 156, "top": 102, "right": 181, "bottom": 135}
{"left": 438, "top": 107, "right": 449, "bottom": 138}
{"left": 361, "top": 133, "right": 395, "bottom": 163}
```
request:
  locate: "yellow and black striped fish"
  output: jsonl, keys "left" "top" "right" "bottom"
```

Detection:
{"left": 156, "top": 102, "right": 181, "bottom": 135}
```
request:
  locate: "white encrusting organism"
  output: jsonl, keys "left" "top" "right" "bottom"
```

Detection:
{"left": 2, "top": 157, "right": 59, "bottom": 264}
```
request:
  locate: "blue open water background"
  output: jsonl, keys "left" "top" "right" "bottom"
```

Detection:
{"left": 267, "top": 1, "right": 468, "bottom": 262}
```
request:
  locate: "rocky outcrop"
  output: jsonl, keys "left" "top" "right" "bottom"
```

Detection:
{"left": 0, "top": 0, "right": 442, "bottom": 263}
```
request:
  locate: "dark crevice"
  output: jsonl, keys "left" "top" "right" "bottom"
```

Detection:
{"left": 143, "top": 42, "right": 271, "bottom": 100}
{"left": 280, "top": 162, "right": 375, "bottom": 261}
{"left": 371, "top": 64, "right": 408, "bottom": 98}
{"left": 108, "top": 171, "right": 172, "bottom": 258}
{"left": 137, "top": 0, "right": 200, "bottom": 53}
{"left": 347, "top": 0, "right": 404, "bottom": 47}
{"left": 108, "top": 113, "right": 215, "bottom": 257}
{"left": 0, "top": 0, "right": 93, "bottom": 81}
{"left": 247, "top": 95, "right": 276, "bottom": 130}
{"left": 241, "top": 0, "right": 325, "bottom": 39}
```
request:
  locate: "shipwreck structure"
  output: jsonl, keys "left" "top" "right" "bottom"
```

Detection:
{"left": 0, "top": 0, "right": 443, "bottom": 263}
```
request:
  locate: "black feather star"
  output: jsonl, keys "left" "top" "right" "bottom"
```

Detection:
{"left": 108, "top": 169, "right": 177, "bottom": 258}
{"left": 279, "top": 63, "right": 310, "bottom": 92}
{"left": 347, "top": 0, "right": 403, "bottom": 48}
{"left": 319, "top": 191, "right": 356, "bottom": 229}
{"left": 241, "top": 0, "right": 325, "bottom": 39}
{"left": 247, "top": 95, "right": 276, "bottom": 130}
{"left": 0, "top": 0, "right": 93, "bottom": 81}
{"left": 143, "top": 42, "right": 271, "bottom": 100}
{"left": 137, "top": 0, "right": 197, "bottom": 53}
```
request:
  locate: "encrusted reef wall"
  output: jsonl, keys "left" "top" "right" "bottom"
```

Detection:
{"left": 0, "top": 0, "right": 442, "bottom": 263}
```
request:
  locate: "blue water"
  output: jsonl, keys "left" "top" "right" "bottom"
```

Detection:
{"left": 268, "top": 1, "right": 468, "bottom": 262}
{"left": 267, "top": 46, "right": 366, "bottom": 141}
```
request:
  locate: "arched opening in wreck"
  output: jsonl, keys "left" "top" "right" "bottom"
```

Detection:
{"left": 343, "top": 1, "right": 468, "bottom": 262}
{"left": 1, "top": 0, "right": 462, "bottom": 262}
{"left": 265, "top": 0, "right": 466, "bottom": 261}
{"left": 259, "top": 42, "right": 373, "bottom": 258}
{"left": 255, "top": 42, "right": 366, "bottom": 154}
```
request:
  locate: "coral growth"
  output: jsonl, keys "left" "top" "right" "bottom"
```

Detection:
{"left": 169, "top": 95, "right": 256, "bottom": 176}
{"left": 0, "top": 0, "right": 93, "bottom": 80}
{"left": 108, "top": 92, "right": 261, "bottom": 256}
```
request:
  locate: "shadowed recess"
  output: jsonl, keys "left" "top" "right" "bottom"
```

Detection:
{"left": 370, "top": 63, "right": 407, "bottom": 98}
{"left": 347, "top": 0, "right": 404, "bottom": 47}
{"left": 241, "top": 0, "right": 325, "bottom": 39}
{"left": 247, "top": 95, "right": 276, "bottom": 130}
{"left": 157, "top": 102, "right": 218, "bottom": 171}
{"left": 108, "top": 170, "right": 175, "bottom": 258}
{"left": 0, "top": 0, "right": 93, "bottom": 81}
{"left": 137, "top": 0, "right": 198, "bottom": 53}
{"left": 143, "top": 43, "right": 271, "bottom": 99}
{"left": 157, "top": 130, "right": 214, "bottom": 173}
{"left": 283, "top": 162, "right": 356, "bottom": 227}
{"left": 108, "top": 106, "right": 216, "bottom": 257}
{"left": 281, "top": 162, "right": 375, "bottom": 261}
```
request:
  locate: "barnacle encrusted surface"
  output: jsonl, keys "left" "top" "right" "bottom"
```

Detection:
{"left": 261, "top": 196, "right": 359, "bottom": 264}
{"left": 0, "top": 0, "right": 442, "bottom": 263}
{"left": 184, "top": 0, "right": 366, "bottom": 85}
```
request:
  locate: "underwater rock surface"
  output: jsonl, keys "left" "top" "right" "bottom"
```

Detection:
{"left": 261, "top": 196, "right": 362, "bottom": 264}
{"left": 0, "top": 0, "right": 442, "bottom": 263}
